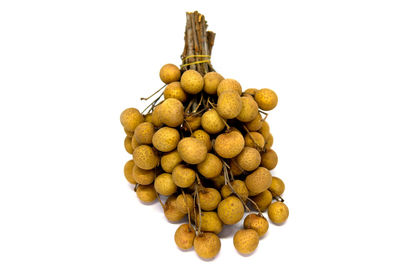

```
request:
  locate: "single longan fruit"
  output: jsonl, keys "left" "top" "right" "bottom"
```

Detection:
{"left": 244, "top": 214, "right": 269, "bottom": 237}
{"left": 259, "top": 121, "right": 270, "bottom": 141}
{"left": 134, "top": 122, "right": 155, "bottom": 145}
{"left": 244, "top": 132, "right": 265, "bottom": 149}
{"left": 192, "top": 130, "right": 212, "bottom": 151}
{"left": 164, "top": 81, "right": 187, "bottom": 102}
{"left": 194, "top": 232, "right": 221, "bottom": 260}
{"left": 151, "top": 105, "right": 163, "bottom": 127}
{"left": 144, "top": 113, "right": 152, "bottom": 123}
{"left": 204, "top": 72, "right": 224, "bottom": 94}
{"left": 220, "top": 180, "right": 249, "bottom": 200}
{"left": 217, "top": 90, "right": 243, "bottom": 119}
{"left": 269, "top": 176, "right": 285, "bottom": 196}
{"left": 159, "top": 98, "right": 184, "bottom": 127}
{"left": 201, "top": 109, "right": 225, "bottom": 134}
{"left": 124, "top": 128, "right": 134, "bottom": 137}
{"left": 124, "top": 136, "right": 133, "bottom": 154}
{"left": 174, "top": 224, "right": 195, "bottom": 250}
{"left": 199, "top": 188, "right": 222, "bottom": 211}
{"left": 217, "top": 196, "right": 244, "bottom": 225}
{"left": 245, "top": 167, "right": 272, "bottom": 195}
{"left": 268, "top": 202, "right": 289, "bottom": 224}
{"left": 214, "top": 131, "right": 245, "bottom": 159}
{"left": 233, "top": 229, "right": 259, "bottom": 255}
{"left": 261, "top": 149, "right": 278, "bottom": 170}
{"left": 164, "top": 195, "right": 186, "bottom": 222}
{"left": 255, "top": 88, "right": 278, "bottom": 111}
{"left": 152, "top": 127, "right": 180, "bottom": 152}
{"left": 244, "top": 88, "right": 258, "bottom": 96}
{"left": 132, "top": 145, "right": 159, "bottom": 170}
{"left": 197, "top": 211, "right": 223, "bottom": 234}
{"left": 217, "top": 78, "right": 242, "bottom": 96}
{"left": 160, "top": 150, "right": 182, "bottom": 173}
{"left": 136, "top": 184, "right": 157, "bottom": 203}
{"left": 236, "top": 96, "right": 259, "bottom": 122}
{"left": 154, "top": 173, "right": 177, "bottom": 196}
{"left": 251, "top": 190, "right": 273, "bottom": 211}
{"left": 131, "top": 136, "right": 140, "bottom": 150}
{"left": 120, "top": 108, "right": 144, "bottom": 132}
{"left": 236, "top": 147, "right": 261, "bottom": 172}
{"left": 230, "top": 159, "right": 244, "bottom": 176}
{"left": 211, "top": 174, "right": 225, "bottom": 189}
{"left": 197, "top": 153, "right": 223, "bottom": 179}
{"left": 123, "top": 160, "right": 136, "bottom": 184}
{"left": 132, "top": 165, "right": 155, "bottom": 185}
{"left": 246, "top": 113, "right": 263, "bottom": 131}
{"left": 180, "top": 70, "right": 204, "bottom": 95}
{"left": 265, "top": 134, "right": 274, "bottom": 150}
{"left": 172, "top": 164, "right": 196, "bottom": 188}
{"left": 183, "top": 115, "right": 201, "bottom": 132}
{"left": 159, "top": 64, "right": 181, "bottom": 84}
{"left": 176, "top": 194, "right": 195, "bottom": 214}
{"left": 177, "top": 137, "right": 207, "bottom": 164}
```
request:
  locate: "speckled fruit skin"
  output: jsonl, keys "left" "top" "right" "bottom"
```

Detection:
{"left": 214, "top": 131, "right": 245, "bottom": 159}
{"left": 220, "top": 180, "right": 248, "bottom": 200}
{"left": 251, "top": 190, "right": 273, "bottom": 212}
{"left": 197, "top": 211, "right": 223, "bottom": 234}
{"left": 217, "top": 78, "right": 242, "bottom": 96}
{"left": 152, "top": 127, "right": 180, "bottom": 152}
{"left": 136, "top": 184, "right": 157, "bottom": 203}
{"left": 199, "top": 188, "right": 222, "bottom": 211}
{"left": 194, "top": 233, "right": 221, "bottom": 260}
{"left": 197, "top": 153, "right": 223, "bottom": 178}
{"left": 245, "top": 167, "right": 272, "bottom": 195}
{"left": 151, "top": 105, "right": 163, "bottom": 127}
{"left": 132, "top": 145, "right": 159, "bottom": 170}
{"left": 244, "top": 214, "right": 269, "bottom": 236}
{"left": 177, "top": 137, "right": 207, "bottom": 164}
{"left": 259, "top": 121, "right": 270, "bottom": 141}
{"left": 268, "top": 202, "right": 289, "bottom": 224}
{"left": 124, "top": 136, "right": 133, "bottom": 154}
{"left": 174, "top": 224, "right": 195, "bottom": 250}
{"left": 269, "top": 176, "right": 285, "bottom": 196}
{"left": 160, "top": 150, "right": 182, "bottom": 173}
{"left": 244, "top": 88, "right": 258, "bottom": 96}
{"left": 244, "top": 132, "right": 265, "bottom": 149}
{"left": 255, "top": 88, "right": 278, "bottom": 111}
{"left": 123, "top": 160, "right": 136, "bottom": 184}
{"left": 236, "top": 147, "right": 261, "bottom": 172}
{"left": 201, "top": 109, "right": 225, "bottom": 134}
{"left": 134, "top": 122, "right": 155, "bottom": 145}
{"left": 164, "top": 81, "right": 187, "bottom": 102}
{"left": 217, "top": 90, "right": 243, "bottom": 119}
{"left": 236, "top": 96, "right": 259, "bottom": 122}
{"left": 204, "top": 72, "right": 224, "bottom": 95}
{"left": 180, "top": 70, "right": 204, "bottom": 94}
{"left": 217, "top": 196, "right": 244, "bottom": 225}
{"left": 233, "top": 229, "right": 259, "bottom": 255}
{"left": 159, "top": 64, "right": 181, "bottom": 84}
{"left": 246, "top": 113, "right": 263, "bottom": 131}
{"left": 120, "top": 108, "right": 144, "bottom": 132}
{"left": 164, "top": 195, "right": 186, "bottom": 222}
{"left": 183, "top": 115, "right": 201, "bottom": 131}
{"left": 132, "top": 165, "right": 155, "bottom": 185}
{"left": 265, "top": 134, "right": 274, "bottom": 150}
{"left": 192, "top": 130, "right": 212, "bottom": 151}
{"left": 154, "top": 173, "right": 177, "bottom": 196}
{"left": 175, "top": 194, "right": 194, "bottom": 214}
{"left": 261, "top": 149, "right": 278, "bottom": 170}
{"left": 172, "top": 164, "right": 196, "bottom": 188}
{"left": 159, "top": 98, "right": 184, "bottom": 128}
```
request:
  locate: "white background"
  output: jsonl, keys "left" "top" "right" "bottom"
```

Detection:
{"left": 1, "top": 0, "right": 400, "bottom": 277}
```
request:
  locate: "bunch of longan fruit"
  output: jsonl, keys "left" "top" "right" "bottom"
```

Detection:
{"left": 121, "top": 63, "right": 288, "bottom": 260}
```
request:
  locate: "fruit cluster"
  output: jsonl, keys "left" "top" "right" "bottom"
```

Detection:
{"left": 121, "top": 64, "right": 288, "bottom": 259}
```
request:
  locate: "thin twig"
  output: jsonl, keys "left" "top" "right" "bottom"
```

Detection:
{"left": 141, "top": 84, "right": 166, "bottom": 101}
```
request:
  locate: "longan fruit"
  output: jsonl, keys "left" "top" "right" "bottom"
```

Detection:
{"left": 152, "top": 127, "right": 180, "bottom": 152}
{"left": 136, "top": 184, "right": 157, "bottom": 203}
{"left": 230, "top": 159, "right": 244, "bottom": 176}
{"left": 244, "top": 214, "right": 269, "bottom": 237}
{"left": 177, "top": 137, "right": 207, "bottom": 164}
{"left": 245, "top": 167, "right": 272, "bottom": 195}
{"left": 201, "top": 109, "right": 225, "bottom": 134}
{"left": 192, "top": 130, "right": 212, "bottom": 151}
{"left": 120, "top": 108, "right": 144, "bottom": 132}
{"left": 269, "top": 176, "right": 285, "bottom": 196}
{"left": 233, "top": 229, "right": 259, "bottom": 255}
{"left": 183, "top": 115, "right": 201, "bottom": 132}
{"left": 214, "top": 131, "right": 245, "bottom": 159}
{"left": 244, "top": 88, "right": 258, "bottom": 96}
{"left": 134, "top": 122, "right": 155, "bottom": 145}
{"left": 144, "top": 113, "right": 152, "bottom": 123}
{"left": 211, "top": 174, "right": 225, "bottom": 189}
{"left": 151, "top": 105, "right": 163, "bottom": 127}
{"left": 197, "top": 153, "right": 223, "bottom": 179}
{"left": 217, "top": 196, "right": 244, "bottom": 225}
{"left": 154, "top": 173, "right": 177, "bottom": 196}
{"left": 176, "top": 194, "right": 195, "bottom": 214}
{"left": 172, "top": 164, "right": 196, "bottom": 188}
{"left": 180, "top": 70, "right": 204, "bottom": 95}
{"left": 164, "top": 81, "right": 187, "bottom": 102}
{"left": 261, "top": 149, "right": 278, "bottom": 170}
{"left": 124, "top": 127, "right": 134, "bottom": 137}
{"left": 244, "top": 132, "right": 265, "bottom": 149}
{"left": 220, "top": 180, "right": 248, "bottom": 200}
{"left": 159, "top": 98, "right": 184, "bottom": 127}
{"left": 160, "top": 150, "right": 182, "bottom": 173}
{"left": 236, "top": 147, "right": 261, "bottom": 172}
{"left": 131, "top": 136, "right": 140, "bottom": 150}
{"left": 251, "top": 190, "right": 273, "bottom": 211}
{"left": 259, "top": 121, "right": 270, "bottom": 141}
{"left": 174, "top": 224, "right": 195, "bottom": 250}
{"left": 236, "top": 96, "right": 259, "bottom": 122}
{"left": 132, "top": 145, "right": 159, "bottom": 170}
{"left": 164, "top": 195, "right": 186, "bottom": 222}
{"left": 194, "top": 232, "right": 221, "bottom": 260}
{"left": 265, "top": 134, "right": 274, "bottom": 150}
{"left": 217, "top": 90, "right": 243, "bottom": 119}
{"left": 124, "top": 136, "right": 133, "bottom": 154}
{"left": 245, "top": 113, "right": 263, "bottom": 131}
{"left": 255, "top": 88, "right": 278, "bottom": 111}
{"left": 123, "top": 160, "right": 136, "bottom": 184}
{"left": 204, "top": 72, "right": 224, "bottom": 95}
{"left": 199, "top": 188, "right": 222, "bottom": 211}
{"left": 132, "top": 165, "right": 155, "bottom": 185}
{"left": 217, "top": 78, "right": 242, "bottom": 96}
{"left": 268, "top": 202, "right": 289, "bottom": 224}
{"left": 159, "top": 64, "right": 181, "bottom": 84}
{"left": 197, "top": 211, "right": 223, "bottom": 234}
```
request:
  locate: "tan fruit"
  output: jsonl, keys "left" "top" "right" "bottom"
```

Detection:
{"left": 131, "top": 136, "right": 140, "bottom": 150}
{"left": 259, "top": 121, "right": 270, "bottom": 141}
{"left": 124, "top": 128, "right": 134, "bottom": 137}
{"left": 159, "top": 98, "right": 184, "bottom": 127}
{"left": 164, "top": 81, "right": 187, "bottom": 102}
{"left": 268, "top": 202, "right": 289, "bottom": 224}
{"left": 199, "top": 188, "right": 222, "bottom": 211}
{"left": 176, "top": 194, "right": 195, "bottom": 214}
{"left": 220, "top": 180, "right": 248, "bottom": 200}
{"left": 154, "top": 173, "right": 177, "bottom": 196}
{"left": 123, "top": 160, "right": 136, "bottom": 184}
{"left": 124, "top": 136, "right": 133, "bottom": 154}
{"left": 183, "top": 115, "right": 201, "bottom": 132}
{"left": 174, "top": 224, "right": 195, "bottom": 250}
{"left": 159, "top": 64, "right": 181, "bottom": 84}
{"left": 204, "top": 72, "right": 224, "bottom": 94}
{"left": 172, "top": 164, "right": 196, "bottom": 188}
{"left": 233, "top": 229, "right": 259, "bottom": 255}
{"left": 261, "top": 149, "right": 278, "bottom": 170}
{"left": 251, "top": 190, "right": 273, "bottom": 211}
{"left": 217, "top": 78, "right": 242, "bottom": 96}
{"left": 144, "top": 113, "right": 152, "bottom": 123}
{"left": 236, "top": 147, "right": 261, "bottom": 172}
{"left": 244, "top": 88, "right": 258, "bottom": 96}
{"left": 136, "top": 184, "right": 157, "bottom": 203}
{"left": 160, "top": 150, "right": 182, "bottom": 173}
{"left": 152, "top": 127, "right": 180, "bottom": 152}
{"left": 255, "top": 88, "right": 278, "bottom": 111}
{"left": 192, "top": 130, "right": 212, "bottom": 151}
{"left": 194, "top": 233, "right": 221, "bottom": 260}
{"left": 134, "top": 122, "right": 155, "bottom": 145}
{"left": 245, "top": 167, "right": 272, "bottom": 195}
{"left": 197, "top": 211, "right": 223, "bottom": 234}
{"left": 197, "top": 153, "right": 223, "bottom": 179}
{"left": 151, "top": 105, "right": 163, "bottom": 127}
{"left": 265, "top": 134, "right": 274, "bottom": 150}
{"left": 246, "top": 113, "right": 263, "bottom": 131}
{"left": 177, "top": 137, "right": 207, "bottom": 164}
{"left": 164, "top": 195, "right": 186, "bottom": 222}
{"left": 217, "top": 90, "right": 243, "bottom": 119}
{"left": 180, "top": 70, "right": 204, "bottom": 94}
{"left": 120, "top": 108, "right": 144, "bottom": 132}
{"left": 244, "top": 214, "right": 269, "bottom": 236}
{"left": 211, "top": 174, "right": 225, "bottom": 189}
{"left": 217, "top": 196, "right": 244, "bottom": 225}
{"left": 236, "top": 96, "right": 259, "bottom": 122}
{"left": 230, "top": 159, "right": 244, "bottom": 176}
{"left": 214, "top": 131, "right": 245, "bottom": 158}
{"left": 244, "top": 132, "right": 265, "bottom": 149}
{"left": 269, "top": 176, "right": 285, "bottom": 196}
{"left": 201, "top": 109, "right": 225, "bottom": 134}
{"left": 132, "top": 145, "right": 159, "bottom": 170}
{"left": 132, "top": 165, "right": 155, "bottom": 185}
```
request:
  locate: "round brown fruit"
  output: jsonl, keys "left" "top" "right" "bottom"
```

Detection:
{"left": 268, "top": 202, "right": 289, "bottom": 224}
{"left": 245, "top": 167, "right": 272, "bottom": 195}
{"left": 136, "top": 184, "right": 157, "bottom": 203}
{"left": 152, "top": 127, "right": 180, "bottom": 152}
{"left": 217, "top": 78, "right": 242, "bottom": 96}
{"left": 164, "top": 81, "right": 187, "bottom": 102}
{"left": 159, "top": 98, "right": 184, "bottom": 128}
{"left": 164, "top": 195, "right": 186, "bottom": 222}
{"left": 199, "top": 188, "right": 222, "bottom": 211}
{"left": 132, "top": 145, "right": 159, "bottom": 170}
{"left": 154, "top": 173, "right": 177, "bottom": 196}
{"left": 197, "top": 211, "right": 223, "bottom": 234}
{"left": 233, "top": 229, "right": 259, "bottom": 255}
{"left": 246, "top": 113, "right": 263, "bottom": 131}
{"left": 217, "top": 196, "right": 244, "bottom": 225}
{"left": 214, "top": 131, "right": 245, "bottom": 159}
{"left": 124, "top": 136, "right": 133, "bottom": 154}
{"left": 159, "top": 64, "right": 181, "bottom": 84}
{"left": 197, "top": 153, "right": 223, "bottom": 179}
{"left": 180, "top": 69, "right": 204, "bottom": 95}
{"left": 133, "top": 122, "right": 155, "bottom": 145}
{"left": 244, "top": 88, "right": 258, "bottom": 96}
{"left": 177, "top": 137, "right": 207, "bottom": 164}
{"left": 120, "top": 108, "right": 144, "bottom": 132}
{"left": 204, "top": 72, "right": 224, "bottom": 95}
{"left": 259, "top": 121, "right": 270, "bottom": 141}
{"left": 217, "top": 90, "right": 243, "bottom": 119}
{"left": 201, "top": 109, "right": 225, "bottom": 134}
{"left": 175, "top": 194, "right": 195, "bottom": 214}
{"left": 269, "top": 176, "right": 285, "bottom": 196}
{"left": 251, "top": 190, "right": 273, "bottom": 211}
{"left": 192, "top": 130, "right": 212, "bottom": 151}
{"left": 244, "top": 214, "right": 269, "bottom": 236}
{"left": 265, "top": 133, "right": 274, "bottom": 150}
{"left": 123, "top": 160, "right": 136, "bottom": 184}
{"left": 236, "top": 96, "right": 259, "bottom": 122}
{"left": 244, "top": 132, "right": 265, "bottom": 149}
{"left": 151, "top": 105, "right": 163, "bottom": 127}
{"left": 183, "top": 115, "right": 201, "bottom": 132}
{"left": 160, "top": 150, "right": 182, "bottom": 173}
{"left": 172, "top": 164, "right": 196, "bottom": 188}
{"left": 194, "top": 232, "right": 221, "bottom": 260}
{"left": 220, "top": 180, "right": 248, "bottom": 200}
{"left": 132, "top": 165, "right": 155, "bottom": 185}
{"left": 174, "top": 224, "right": 195, "bottom": 250}
{"left": 261, "top": 149, "right": 278, "bottom": 170}
{"left": 255, "top": 88, "right": 278, "bottom": 111}
{"left": 236, "top": 147, "right": 261, "bottom": 172}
